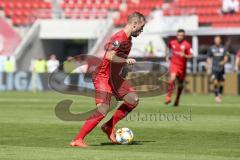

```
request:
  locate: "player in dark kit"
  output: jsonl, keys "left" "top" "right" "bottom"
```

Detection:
{"left": 165, "top": 29, "right": 193, "bottom": 106}
{"left": 70, "top": 12, "right": 146, "bottom": 147}
{"left": 207, "top": 36, "right": 229, "bottom": 103}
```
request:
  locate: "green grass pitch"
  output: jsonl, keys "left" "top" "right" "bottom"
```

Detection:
{"left": 0, "top": 92, "right": 240, "bottom": 160}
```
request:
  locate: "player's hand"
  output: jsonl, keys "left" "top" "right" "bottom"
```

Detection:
{"left": 126, "top": 58, "right": 136, "bottom": 65}
{"left": 219, "top": 61, "right": 225, "bottom": 66}
{"left": 207, "top": 70, "right": 211, "bottom": 75}
{"left": 206, "top": 67, "right": 211, "bottom": 75}
{"left": 179, "top": 51, "right": 185, "bottom": 57}
{"left": 234, "top": 66, "right": 238, "bottom": 72}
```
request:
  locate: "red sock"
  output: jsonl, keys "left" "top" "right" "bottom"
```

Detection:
{"left": 166, "top": 80, "right": 174, "bottom": 98}
{"left": 105, "top": 102, "right": 135, "bottom": 129}
{"left": 74, "top": 110, "right": 105, "bottom": 141}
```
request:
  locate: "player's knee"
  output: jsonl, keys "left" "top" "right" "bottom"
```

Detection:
{"left": 97, "top": 103, "right": 110, "bottom": 115}
{"left": 126, "top": 96, "right": 139, "bottom": 108}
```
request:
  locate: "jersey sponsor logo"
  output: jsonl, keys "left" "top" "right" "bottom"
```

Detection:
{"left": 211, "top": 48, "right": 216, "bottom": 53}
{"left": 212, "top": 47, "right": 225, "bottom": 57}
{"left": 213, "top": 52, "right": 223, "bottom": 57}
{"left": 220, "top": 48, "right": 224, "bottom": 53}
{"left": 117, "top": 41, "right": 132, "bottom": 52}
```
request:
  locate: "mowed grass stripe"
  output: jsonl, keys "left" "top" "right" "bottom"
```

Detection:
{"left": 0, "top": 92, "right": 239, "bottom": 160}
{"left": 0, "top": 122, "right": 239, "bottom": 157}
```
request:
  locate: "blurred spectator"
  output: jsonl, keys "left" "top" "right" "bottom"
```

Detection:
{"left": 233, "top": 0, "right": 239, "bottom": 13}
{"left": 235, "top": 49, "right": 240, "bottom": 72}
{"left": 0, "top": 34, "right": 4, "bottom": 54}
{"left": 74, "top": 56, "right": 88, "bottom": 73}
{"left": 34, "top": 58, "right": 47, "bottom": 73}
{"left": 47, "top": 54, "right": 59, "bottom": 73}
{"left": 63, "top": 56, "right": 76, "bottom": 73}
{"left": 4, "top": 57, "right": 15, "bottom": 73}
{"left": 145, "top": 41, "right": 155, "bottom": 57}
{"left": 222, "top": 0, "right": 239, "bottom": 14}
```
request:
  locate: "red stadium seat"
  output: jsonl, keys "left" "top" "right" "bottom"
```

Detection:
{"left": 164, "top": 0, "right": 240, "bottom": 28}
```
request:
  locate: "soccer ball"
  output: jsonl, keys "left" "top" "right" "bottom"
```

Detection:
{"left": 115, "top": 128, "right": 134, "bottom": 144}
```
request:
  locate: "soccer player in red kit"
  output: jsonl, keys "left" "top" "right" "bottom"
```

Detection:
{"left": 234, "top": 49, "right": 240, "bottom": 72}
{"left": 70, "top": 12, "right": 146, "bottom": 147}
{"left": 165, "top": 29, "right": 193, "bottom": 106}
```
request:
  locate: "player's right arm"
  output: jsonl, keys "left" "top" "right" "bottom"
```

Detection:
{"left": 235, "top": 54, "right": 240, "bottom": 72}
{"left": 206, "top": 47, "right": 213, "bottom": 74}
{"left": 165, "top": 41, "right": 171, "bottom": 63}
{"left": 104, "top": 37, "right": 136, "bottom": 64}
{"left": 105, "top": 50, "right": 136, "bottom": 64}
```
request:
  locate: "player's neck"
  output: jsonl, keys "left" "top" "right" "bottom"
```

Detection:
{"left": 177, "top": 39, "right": 184, "bottom": 43}
{"left": 123, "top": 26, "right": 132, "bottom": 38}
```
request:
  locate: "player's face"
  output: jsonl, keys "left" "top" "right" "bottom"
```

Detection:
{"left": 214, "top": 36, "right": 221, "bottom": 46}
{"left": 177, "top": 32, "right": 185, "bottom": 42}
{"left": 131, "top": 19, "right": 145, "bottom": 37}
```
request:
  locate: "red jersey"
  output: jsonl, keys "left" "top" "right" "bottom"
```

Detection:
{"left": 237, "top": 50, "right": 240, "bottom": 58}
{"left": 168, "top": 39, "right": 192, "bottom": 69}
{"left": 95, "top": 30, "right": 132, "bottom": 79}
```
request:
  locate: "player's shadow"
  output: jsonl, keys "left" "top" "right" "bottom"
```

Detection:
{"left": 96, "top": 140, "right": 156, "bottom": 146}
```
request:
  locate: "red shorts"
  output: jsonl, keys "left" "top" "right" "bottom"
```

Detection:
{"left": 93, "top": 77, "right": 135, "bottom": 105}
{"left": 170, "top": 65, "right": 186, "bottom": 81}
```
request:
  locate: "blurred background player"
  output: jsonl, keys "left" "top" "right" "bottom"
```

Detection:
{"left": 165, "top": 29, "right": 193, "bottom": 106}
{"left": 4, "top": 56, "right": 15, "bottom": 73}
{"left": 71, "top": 12, "right": 146, "bottom": 148}
{"left": 47, "top": 54, "right": 59, "bottom": 73}
{"left": 221, "top": 0, "right": 239, "bottom": 14}
{"left": 207, "top": 36, "right": 229, "bottom": 103}
{"left": 145, "top": 41, "right": 155, "bottom": 57}
{"left": 235, "top": 49, "right": 240, "bottom": 72}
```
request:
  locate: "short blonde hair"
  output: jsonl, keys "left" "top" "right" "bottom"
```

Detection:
{"left": 127, "top": 12, "right": 146, "bottom": 23}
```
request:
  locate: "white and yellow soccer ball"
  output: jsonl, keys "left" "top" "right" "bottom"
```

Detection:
{"left": 115, "top": 128, "right": 134, "bottom": 144}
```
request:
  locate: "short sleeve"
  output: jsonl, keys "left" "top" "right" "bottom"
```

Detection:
{"left": 104, "top": 36, "right": 122, "bottom": 52}
{"left": 223, "top": 47, "right": 229, "bottom": 56}
{"left": 207, "top": 47, "right": 213, "bottom": 57}
{"left": 186, "top": 43, "right": 193, "bottom": 55}
{"left": 237, "top": 50, "right": 240, "bottom": 57}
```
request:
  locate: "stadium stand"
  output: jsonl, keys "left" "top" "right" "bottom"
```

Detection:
{"left": 0, "top": 0, "right": 163, "bottom": 26}
{"left": 0, "top": 0, "right": 52, "bottom": 26}
{"left": 1, "top": 0, "right": 240, "bottom": 28}
{"left": 114, "top": 0, "right": 163, "bottom": 26}
{"left": 163, "top": 0, "right": 240, "bottom": 28}
{"left": 0, "top": 17, "right": 21, "bottom": 56}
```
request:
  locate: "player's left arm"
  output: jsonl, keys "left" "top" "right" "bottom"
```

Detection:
{"left": 184, "top": 44, "right": 193, "bottom": 59}
{"left": 235, "top": 56, "right": 240, "bottom": 72}
{"left": 219, "top": 49, "right": 229, "bottom": 65}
